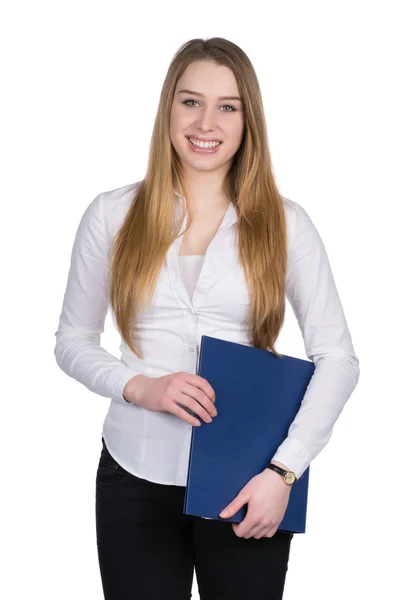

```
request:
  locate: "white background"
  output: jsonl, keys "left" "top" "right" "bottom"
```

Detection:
{"left": 1, "top": 1, "right": 419, "bottom": 598}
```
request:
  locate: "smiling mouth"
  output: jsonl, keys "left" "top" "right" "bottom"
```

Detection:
{"left": 186, "top": 136, "right": 223, "bottom": 149}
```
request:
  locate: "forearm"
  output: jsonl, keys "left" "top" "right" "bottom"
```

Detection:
{"left": 54, "top": 332, "right": 142, "bottom": 404}
{"left": 271, "top": 353, "right": 360, "bottom": 478}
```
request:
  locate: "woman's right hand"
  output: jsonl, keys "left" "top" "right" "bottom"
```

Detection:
{"left": 123, "top": 372, "right": 217, "bottom": 427}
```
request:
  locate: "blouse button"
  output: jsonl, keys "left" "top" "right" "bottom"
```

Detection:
{"left": 188, "top": 346, "right": 195, "bottom": 352}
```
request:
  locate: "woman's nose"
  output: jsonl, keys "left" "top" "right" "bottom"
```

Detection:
{"left": 195, "top": 107, "right": 217, "bottom": 130}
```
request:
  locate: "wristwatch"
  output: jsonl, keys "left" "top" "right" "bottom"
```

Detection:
{"left": 266, "top": 462, "right": 297, "bottom": 486}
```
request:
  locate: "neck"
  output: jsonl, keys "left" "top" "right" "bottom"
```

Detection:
{"left": 181, "top": 172, "right": 229, "bottom": 212}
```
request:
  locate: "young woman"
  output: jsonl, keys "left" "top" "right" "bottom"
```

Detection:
{"left": 55, "top": 37, "right": 360, "bottom": 600}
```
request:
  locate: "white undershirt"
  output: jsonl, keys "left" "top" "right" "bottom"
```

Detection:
{"left": 178, "top": 255, "right": 205, "bottom": 300}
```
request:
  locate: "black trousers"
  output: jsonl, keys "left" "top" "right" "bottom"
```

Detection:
{"left": 96, "top": 437, "right": 293, "bottom": 600}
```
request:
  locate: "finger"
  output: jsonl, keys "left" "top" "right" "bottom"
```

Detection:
{"left": 175, "top": 391, "right": 214, "bottom": 423}
{"left": 266, "top": 526, "right": 279, "bottom": 538}
{"left": 184, "top": 373, "right": 215, "bottom": 402}
{"left": 219, "top": 490, "right": 251, "bottom": 518}
{"left": 170, "top": 402, "right": 201, "bottom": 427}
{"left": 180, "top": 382, "right": 217, "bottom": 417}
{"left": 232, "top": 519, "right": 260, "bottom": 539}
{"left": 245, "top": 525, "right": 268, "bottom": 540}
{"left": 232, "top": 522, "right": 248, "bottom": 538}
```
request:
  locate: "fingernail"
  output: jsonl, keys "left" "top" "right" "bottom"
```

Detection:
{"left": 220, "top": 509, "right": 228, "bottom": 517}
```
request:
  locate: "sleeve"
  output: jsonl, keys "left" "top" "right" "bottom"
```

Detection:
{"left": 270, "top": 201, "right": 360, "bottom": 479}
{"left": 53, "top": 192, "right": 140, "bottom": 404}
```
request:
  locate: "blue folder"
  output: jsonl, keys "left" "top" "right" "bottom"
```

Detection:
{"left": 183, "top": 335, "right": 315, "bottom": 534}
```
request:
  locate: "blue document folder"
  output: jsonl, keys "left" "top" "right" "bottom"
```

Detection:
{"left": 183, "top": 335, "right": 315, "bottom": 534}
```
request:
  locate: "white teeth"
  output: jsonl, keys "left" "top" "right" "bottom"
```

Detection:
{"left": 188, "top": 137, "right": 221, "bottom": 149}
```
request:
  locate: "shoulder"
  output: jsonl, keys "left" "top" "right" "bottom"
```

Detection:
{"left": 281, "top": 195, "right": 323, "bottom": 256}
{"left": 101, "top": 179, "right": 142, "bottom": 228}
{"left": 282, "top": 196, "right": 322, "bottom": 234}
{"left": 282, "top": 195, "right": 313, "bottom": 228}
{"left": 76, "top": 181, "right": 142, "bottom": 253}
{"left": 282, "top": 196, "right": 303, "bottom": 247}
{"left": 95, "top": 180, "right": 142, "bottom": 241}
{"left": 71, "top": 181, "right": 142, "bottom": 258}
{"left": 282, "top": 196, "right": 324, "bottom": 262}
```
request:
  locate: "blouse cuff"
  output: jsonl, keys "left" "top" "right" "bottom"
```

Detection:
{"left": 271, "top": 436, "right": 311, "bottom": 480}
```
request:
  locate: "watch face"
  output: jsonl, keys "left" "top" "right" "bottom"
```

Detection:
{"left": 285, "top": 472, "right": 296, "bottom": 484}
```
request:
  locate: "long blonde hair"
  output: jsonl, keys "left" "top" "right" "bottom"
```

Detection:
{"left": 108, "top": 37, "right": 288, "bottom": 360}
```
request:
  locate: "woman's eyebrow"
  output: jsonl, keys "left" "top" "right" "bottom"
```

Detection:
{"left": 178, "top": 89, "right": 242, "bottom": 102}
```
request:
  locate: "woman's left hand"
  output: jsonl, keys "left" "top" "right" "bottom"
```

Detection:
{"left": 218, "top": 463, "right": 292, "bottom": 539}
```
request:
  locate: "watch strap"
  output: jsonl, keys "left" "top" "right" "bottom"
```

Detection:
{"left": 266, "top": 463, "right": 296, "bottom": 485}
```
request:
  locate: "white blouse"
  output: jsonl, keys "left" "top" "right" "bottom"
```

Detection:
{"left": 54, "top": 180, "right": 360, "bottom": 485}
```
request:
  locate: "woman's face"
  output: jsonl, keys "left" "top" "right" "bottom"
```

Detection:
{"left": 170, "top": 60, "right": 245, "bottom": 178}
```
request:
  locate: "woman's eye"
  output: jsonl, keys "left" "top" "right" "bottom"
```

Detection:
{"left": 182, "top": 100, "right": 236, "bottom": 112}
